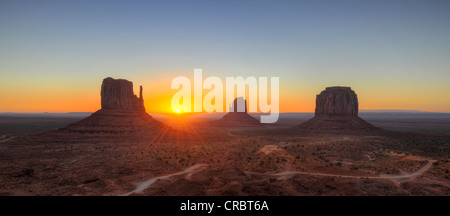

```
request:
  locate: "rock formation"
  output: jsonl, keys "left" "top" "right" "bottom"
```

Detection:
{"left": 315, "top": 87, "right": 358, "bottom": 116}
{"left": 101, "top": 77, "right": 145, "bottom": 112}
{"left": 230, "top": 97, "right": 247, "bottom": 113}
{"left": 297, "top": 87, "right": 377, "bottom": 132}
{"left": 23, "top": 77, "right": 231, "bottom": 143}
{"left": 212, "top": 97, "right": 261, "bottom": 127}
{"left": 55, "top": 77, "right": 167, "bottom": 137}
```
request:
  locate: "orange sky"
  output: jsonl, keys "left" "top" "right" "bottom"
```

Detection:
{"left": 1, "top": 74, "right": 449, "bottom": 113}
{"left": 1, "top": 1, "right": 450, "bottom": 114}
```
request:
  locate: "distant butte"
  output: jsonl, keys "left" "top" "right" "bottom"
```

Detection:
{"left": 211, "top": 97, "right": 261, "bottom": 127}
{"left": 297, "top": 86, "right": 378, "bottom": 132}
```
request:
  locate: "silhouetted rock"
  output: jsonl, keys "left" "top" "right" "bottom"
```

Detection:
{"left": 230, "top": 97, "right": 247, "bottom": 113}
{"left": 54, "top": 77, "right": 168, "bottom": 138}
{"left": 101, "top": 77, "right": 145, "bottom": 112}
{"left": 212, "top": 98, "right": 261, "bottom": 127}
{"left": 315, "top": 87, "right": 358, "bottom": 116}
{"left": 298, "top": 87, "right": 377, "bottom": 132}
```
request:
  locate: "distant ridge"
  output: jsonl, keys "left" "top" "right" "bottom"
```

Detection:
{"left": 0, "top": 112, "right": 93, "bottom": 118}
{"left": 1, "top": 110, "right": 449, "bottom": 117}
{"left": 360, "top": 109, "right": 423, "bottom": 113}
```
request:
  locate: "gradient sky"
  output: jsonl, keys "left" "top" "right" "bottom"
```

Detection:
{"left": 1, "top": 0, "right": 449, "bottom": 113}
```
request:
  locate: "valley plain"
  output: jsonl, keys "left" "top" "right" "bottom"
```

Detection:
{"left": 0, "top": 112, "right": 449, "bottom": 196}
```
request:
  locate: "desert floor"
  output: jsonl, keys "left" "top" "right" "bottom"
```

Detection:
{"left": 0, "top": 114, "right": 449, "bottom": 196}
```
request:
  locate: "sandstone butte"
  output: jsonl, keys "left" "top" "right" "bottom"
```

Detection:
{"left": 59, "top": 77, "right": 166, "bottom": 135}
{"left": 298, "top": 86, "right": 378, "bottom": 132}
{"left": 212, "top": 97, "right": 261, "bottom": 127}
{"left": 100, "top": 77, "right": 146, "bottom": 112}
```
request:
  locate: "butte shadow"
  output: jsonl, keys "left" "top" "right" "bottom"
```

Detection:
{"left": 295, "top": 87, "right": 378, "bottom": 133}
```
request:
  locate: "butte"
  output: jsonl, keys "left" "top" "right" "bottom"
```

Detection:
{"left": 38, "top": 77, "right": 169, "bottom": 141}
{"left": 211, "top": 97, "right": 261, "bottom": 127}
{"left": 297, "top": 87, "right": 378, "bottom": 132}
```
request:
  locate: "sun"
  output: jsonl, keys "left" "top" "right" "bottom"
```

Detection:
{"left": 176, "top": 110, "right": 181, "bottom": 113}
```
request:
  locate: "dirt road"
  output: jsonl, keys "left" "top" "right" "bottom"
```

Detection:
{"left": 120, "top": 164, "right": 208, "bottom": 196}
{"left": 246, "top": 160, "right": 437, "bottom": 180}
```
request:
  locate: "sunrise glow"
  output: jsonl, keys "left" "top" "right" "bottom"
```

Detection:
{"left": 0, "top": 1, "right": 449, "bottom": 114}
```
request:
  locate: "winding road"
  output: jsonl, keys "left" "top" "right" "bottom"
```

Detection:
{"left": 119, "top": 159, "right": 436, "bottom": 195}
{"left": 119, "top": 164, "right": 208, "bottom": 196}
{"left": 245, "top": 160, "right": 437, "bottom": 180}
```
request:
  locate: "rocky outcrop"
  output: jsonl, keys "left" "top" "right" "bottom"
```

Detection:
{"left": 298, "top": 87, "right": 377, "bottom": 132}
{"left": 212, "top": 98, "right": 261, "bottom": 127}
{"left": 315, "top": 87, "right": 358, "bottom": 116}
{"left": 101, "top": 77, "right": 145, "bottom": 112}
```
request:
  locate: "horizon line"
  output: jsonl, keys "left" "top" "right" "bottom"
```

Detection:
{"left": 1, "top": 109, "right": 450, "bottom": 115}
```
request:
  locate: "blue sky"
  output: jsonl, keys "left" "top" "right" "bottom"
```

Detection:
{"left": 1, "top": 0, "right": 450, "bottom": 112}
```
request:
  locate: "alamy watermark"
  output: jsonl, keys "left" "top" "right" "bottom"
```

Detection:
{"left": 171, "top": 69, "right": 279, "bottom": 123}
